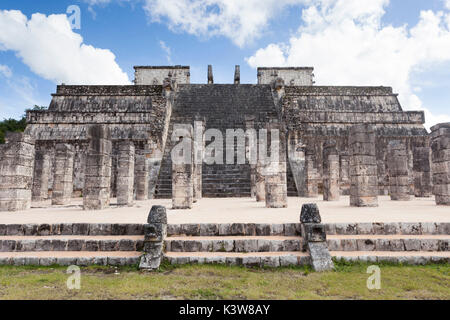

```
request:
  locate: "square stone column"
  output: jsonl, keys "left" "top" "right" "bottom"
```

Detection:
{"left": 0, "top": 132, "right": 35, "bottom": 211}
{"left": 117, "top": 141, "right": 135, "bottom": 206}
{"left": 52, "top": 143, "right": 75, "bottom": 205}
{"left": 264, "top": 123, "right": 288, "bottom": 208}
{"left": 339, "top": 151, "right": 350, "bottom": 195}
{"left": 387, "top": 140, "right": 411, "bottom": 201}
{"left": 172, "top": 125, "right": 194, "bottom": 209}
{"left": 255, "top": 159, "right": 266, "bottom": 202}
{"left": 413, "top": 144, "right": 432, "bottom": 198}
{"left": 32, "top": 148, "right": 50, "bottom": 202}
{"left": 323, "top": 140, "right": 340, "bottom": 201}
{"left": 193, "top": 120, "right": 205, "bottom": 201}
{"left": 288, "top": 131, "right": 307, "bottom": 197}
{"left": 83, "top": 125, "right": 112, "bottom": 210}
{"left": 431, "top": 123, "right": 450, "bottom": 205}
{"left": 135, "top": 152, "right": 150, "bottom": 201}
{"left": 305, "top": 146, "right": 319, "bottom": 198}
{"left": 245, "top": 116, "right": 257, "bottom": 198}
{"left": 349, "top": 124, "right": 378, "bottom": 207}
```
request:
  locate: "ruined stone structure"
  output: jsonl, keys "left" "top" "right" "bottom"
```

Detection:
{"left": 413, "top": 143, "right": 432, "bottom": 198}
{"left": 349, "top": 124, "right": 378, "bottom": 207}
{"left": 387, "top": 140, "right": 411, "bottom": 201}
{"left": 0, "top": 133, "right": 35, "bottom": 211}
{"left": 20, "top": 65, "right": 430, "bottom": 206}
{"left": 431, "top": 123, "right": 450, "bottom": 205}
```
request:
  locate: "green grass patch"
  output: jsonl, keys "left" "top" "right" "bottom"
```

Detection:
{"left": 0, "top": 262, "right": 448, "bottom": 300}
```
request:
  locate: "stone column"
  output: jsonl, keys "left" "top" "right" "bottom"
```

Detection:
{"left": 255, "top": 160, "right": 266, "bottom": 202}
{"left": 349, "top": 124, "right": 378, "bottom": 207}
{"left": 245, "top": 116, "right": 257, "bottom": 198}
{"left": 135, "top": 152, "right": 149, "bottom": 201}
{"left": 83, "top": 125, "right": 112, "bottom": 210}
{"left": 305, "top": 146, "right": 319, "bottom": 198}
{"left": 117, "top": 141, "right": 135, "bottom": 206}
{"left": 140, "top": 205, "right": 167, "bottom": 270}
{"left": 172, "top": 126, "right": 194, "bottom": 209}
{"left": 288, "top": 132, "right": 307, "bottom": 197}
{"left": 339, "top": 151, "right": 350, "bottom": 195}
{"left": 264, "top": 123, "right": 288, "bottom": 208}
{"left": 0, "top": 132, "right": 35, "bottom": 211}
{"left": 32, "top": 148, "right": 50, "bottom": 201}
{"left": 413, "top": 144, "right": 432, "bottom": 198}
{"left": 193, "top": 120, "right": 205, "bottom": 201}
{"left": 52, "top": 143, "right": 75, "bottom": 205}
{"left": 323, "top": 140, "right": 340, "bottom": 201}
{"left": 431, "top": 123, "right": 450, "bottom": 205}
{"left": 387, "top": 140, "right": 411, "bottom": 201}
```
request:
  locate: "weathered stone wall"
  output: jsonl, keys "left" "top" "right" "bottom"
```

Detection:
{"left": 134, "top": 66, "right": 190, "bottom": 85}
{"left": 387, "top": 140, "right": 411, "bottom": 201}
{"left": 0, "top": 133, "right": 35, "bottom": 211}
{"left": 431, "top": 123, "right": 450, "bottom": 205}
{"left": 52, "top": 143, "right": 75, "bottom": 205}
{"left": 349, "top": 124, "right": 378, "bottom": 207}
{"left": 258, "top": 67, "right": 314, "bottom": 86}
{"left": 83, "top": 125, "right": 112, "bottom": 210}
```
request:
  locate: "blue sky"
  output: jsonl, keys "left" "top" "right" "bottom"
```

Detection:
{"left": 0, "top": 0, "right": 450, "bottom": 128}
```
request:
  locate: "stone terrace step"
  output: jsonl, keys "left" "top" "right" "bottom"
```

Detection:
{"left": 0, "top": 235, "right": 144, "bottom": 252}
{"left": 164, "top": 251, "right": 310, "bottom": 267}
{"left": 0, "top": 224, "right": 144, "bottom": 236}
{"left": 331, "top": 251, "right": 450, "bottom": 264}
{"left": 0, "top": 251, "right": 141, "bottom": 266}
{"left": 167, "top": 223, "right": 301, "bottom": 237}
{"left": 327, "top": 235, "right": 449, "bottom": 252}
{"left": 165, "top": 236, "right": 302, "bottom": 253}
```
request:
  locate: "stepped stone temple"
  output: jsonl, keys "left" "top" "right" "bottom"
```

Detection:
{"left": 17, "top": 65, "right": 433, "bottom": 204}
{"left": 0, "top": 65, "right": 449, "bottom": 269}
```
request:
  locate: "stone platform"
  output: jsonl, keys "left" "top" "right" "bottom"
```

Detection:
{"left": 1, "top": 196, "right": 448, "bottom": 225}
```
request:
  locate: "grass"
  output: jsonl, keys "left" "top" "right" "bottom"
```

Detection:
{"left": 0, "top": 261, "right": 449, "bottom": 300}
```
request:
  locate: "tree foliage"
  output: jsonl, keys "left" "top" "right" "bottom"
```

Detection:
{"left": 0, "top": 105, "right": 46, "bottom": 144}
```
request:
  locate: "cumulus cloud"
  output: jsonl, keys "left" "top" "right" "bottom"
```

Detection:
{"left": 0, "top": 10, "right": 130, "bottom": 85}
{"left": 246, "top": 0, "right": 450, "bottom": 128}
{"left": 143, "top": 0, "right": 307, "bottom": 47}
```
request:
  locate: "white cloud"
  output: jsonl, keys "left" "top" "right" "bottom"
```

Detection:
{"left": 143, "top": 0, "right": 307, "bottom": 47}
{"left": 445, "top": 0, "right": 450, "bottom": 10}
{"left": 159, "top": 40, "right": 173, "bottom": 64}
{"left": 0, "top": 10, "right": 130, "bottom": 85}
{"left": 0, "top": 64, "right": 12, "bottom": 78}
{"left": 246, "top": 0, "right": 450, "bottom": 129}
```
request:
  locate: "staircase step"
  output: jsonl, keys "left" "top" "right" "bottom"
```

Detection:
{"left": 327, "top": 235, "right": 449, "bottom": 252}
{"left": 0, "top": 251, "right": 142, "bottom": 266}
{"left": 164, "top": 251, "right": 310, "bottom": 267}
{"left": 165, "top": 236, "right": 303, "bottom": 252}
{"left": 0, "top": 235, "right": 144, "bottom": 252}
{"left": 331, "top": 251, "right": 450, "bottom": 264}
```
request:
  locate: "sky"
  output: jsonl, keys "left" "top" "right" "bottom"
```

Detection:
{"left": 1, "top": 0, "right": 450, "bottom": 129}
